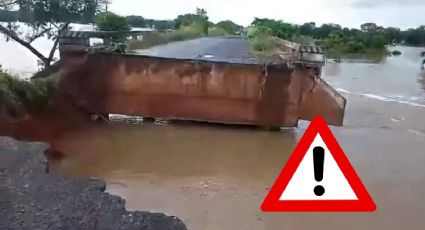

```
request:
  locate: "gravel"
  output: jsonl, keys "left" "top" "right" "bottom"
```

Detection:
{"left": 0, "top": 136, "right": 187, "bottom": 230}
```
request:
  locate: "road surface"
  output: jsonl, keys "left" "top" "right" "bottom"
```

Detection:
{"left": 135, "top": 36, "right": 258, "bottom": 64}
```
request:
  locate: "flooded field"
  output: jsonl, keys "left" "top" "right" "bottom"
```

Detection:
{"left": 2, "top": 44, "right": 425, "bottom": 229}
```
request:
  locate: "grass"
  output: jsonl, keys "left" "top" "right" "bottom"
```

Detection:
{"left": 247, "top": 32, "right": 279, "bottom": 60}
{"left": 0, "top": 69, "right": 57, "bottom": 118}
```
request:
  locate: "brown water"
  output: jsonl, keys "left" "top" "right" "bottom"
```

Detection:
{"left": 26, "top": 46, "right": 425, "bottom": 229}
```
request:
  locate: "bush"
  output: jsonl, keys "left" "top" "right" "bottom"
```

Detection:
{"left": 0, "top": 74, "right": 25, "bottom": 119}
{"left": 248, "top": 33, "right": 277, "bottom": 58}
{"left": 0, "top": 70, "right": 57, "bottom": 117}
{"left": 245, "top": 26, "right": 260, "bottom": 39}
{"left": 95, "top": 12, "right": 130, "bottom": 31}
{"left": 370, "top": 35, "right": 387, "bottom": 49}
{"left": 346, "top": 40, "right": 366, "bottom": 53}
{"left": 251, "top": 18, "right": 298, "bottom": 40}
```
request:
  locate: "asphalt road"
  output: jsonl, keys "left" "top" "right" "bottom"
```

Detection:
{"left": 135, "top": 36, "right": 258, "bottom": 64}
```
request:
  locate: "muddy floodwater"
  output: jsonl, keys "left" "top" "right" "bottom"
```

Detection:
{"left": 9, "top": 46, "right": 425, "bottom": 229}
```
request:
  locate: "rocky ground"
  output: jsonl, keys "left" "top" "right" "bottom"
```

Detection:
{"left": 0, "top": 136, "right": 187, "bottom": 230}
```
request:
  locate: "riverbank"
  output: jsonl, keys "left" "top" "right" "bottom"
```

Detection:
{"left": 0, "top": 136, "right": 187, "bottom": 230}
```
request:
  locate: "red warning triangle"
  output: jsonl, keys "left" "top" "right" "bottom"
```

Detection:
{"left": 261, "top": 116, "right": 376, "bottom": 212}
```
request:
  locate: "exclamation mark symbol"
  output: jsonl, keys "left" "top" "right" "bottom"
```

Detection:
{"left": 313, "top": 147, "right": 325, "bottom": 196}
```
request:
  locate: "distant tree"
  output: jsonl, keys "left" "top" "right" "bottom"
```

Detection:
{"left": 0, "top": 0, "right": 101, "bottom": 69}
{"left": 174, "top": 8, "right": 209, "bottom": 34}
{"left": 299, "top": 22, "right": 315, "bottom": 36}
{"left": 215, "top": 20, "right": 242, "bottom": 34}
{"left": 370, "top": 35, "right": 387, "bottom": 49}
{"left": 251, "top": 18, "right": 298, "bottom": 40}
{"left": 95, "top": 12, "right": 130, "bottom": 31}
{"left": 314, "top": 23, "right": 342, "bottom": 39}
{"left": 404, "top": 26, "right": 425, "bottom": 46}
{"left": 342, "top": 27, "right": 351, "bottom": 37}
{"left": 346, "top": 40, "right": 366, "bottom": 53}
{"left": 175, "top": 14, "right": 197, "bottom": 29}
{"left": 126, "top": 15, "right": 147, "bottom": 28}
{"left": 196, "top": 8, "right": 207, "bottom": 18}
{"left": 361, "top": 23, "right": 378, "bottom": 33}
{"left": 385, "top": 27, "right": 402, "bottom": 44}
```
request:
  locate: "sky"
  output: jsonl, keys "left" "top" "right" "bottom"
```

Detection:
{"left": 109, "top": 0, "right": 425, "bottom": 29}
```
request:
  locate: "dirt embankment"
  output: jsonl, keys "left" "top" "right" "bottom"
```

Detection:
{"left": 0, "top": 136, "right": 187, "bottom": 230}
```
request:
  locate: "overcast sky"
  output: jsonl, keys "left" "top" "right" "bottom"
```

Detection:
{"left": 110, "top": 0, "right": 425, "bottom": 29}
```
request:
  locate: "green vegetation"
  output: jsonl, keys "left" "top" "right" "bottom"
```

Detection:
{"left": 215, "top": 20, "right": 243, "bottom": 35}
{"left": 0, "top": 69, "right": 57, "bottom": 118}
{"left": 175, "top": 8, "right": 209, "bottom": 35}
{"left": 248, "top": 33, "right": 277, "bottom": 59}
{"left": 95, "top": 12, "right": 130, "bottom": 31}
{"left": 247, "top": 19, "right": 420, "bottom": 59}
{"left": 128, "top": 8, "right": 242, "bottom": 50}
{"left": 251, "top": 18, "right": 298, "bottom": 40}
{"left": 0, "top": 0, "right": 108, "bottom": 69}
{"left": 1, "top": 1, "right": 424, "bottom": 64}
{"left": 404, "top": 26, "right": 425, "bottom": 46}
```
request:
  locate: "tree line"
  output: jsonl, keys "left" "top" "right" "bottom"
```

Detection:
{"left": 0, "top": 0, "right": 111, "bottom": 24}
{"left": 125, "top": 8, "right": 243, "bottom": 50}
{"left": 0, "top": 6, "right": 243, "bottom": 35}
{"left": 113, "top": 9, "right": 243, "bottom": 35}
{"left": 1, "top": 0, "right": 424, "bottom": 71}
{"left": 250, "top": 19, "right": 425, "bottom": 55}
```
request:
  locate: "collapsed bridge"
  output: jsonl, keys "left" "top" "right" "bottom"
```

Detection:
{"left": 56, "top": 31, "right": 346, "bottom": 127}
